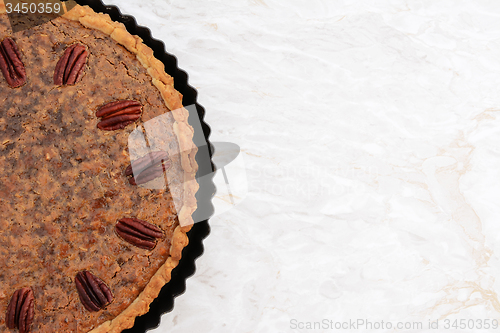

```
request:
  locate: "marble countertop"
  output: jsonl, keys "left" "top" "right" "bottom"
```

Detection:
{"left": 103, "top": 0, "right": 500, "bottom": 332}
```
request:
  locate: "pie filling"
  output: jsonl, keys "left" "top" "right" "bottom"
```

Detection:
{"left": 0, "top": 13, "right": 185, "bottom": 332}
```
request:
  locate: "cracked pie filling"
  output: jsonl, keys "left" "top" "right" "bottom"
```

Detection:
{"left": 0, "top": 3, "right": 198, "bottom": 333}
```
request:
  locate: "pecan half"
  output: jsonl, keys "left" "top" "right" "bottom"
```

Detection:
{"left": 96, "top": 100, "right": 142, "bottom": 131}
{"left": 54, "top": 43, "right": 88, "bottom": 85}
{"left": 75, "top": 271, "right": 113, "bottom": 312}
{"left": 124, "top": 151, "right": 171, "bottom": 185}
{"left": 115, "top": 218, "right": 164, "bottom": 250}
{"left": 6, "top": 287, "right": 34, "bottom": 333}
{"left": 0, "top": 38, "right": 27, "bottom": 88}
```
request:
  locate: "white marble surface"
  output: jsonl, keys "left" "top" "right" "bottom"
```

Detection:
{"left": 104, "top": 0, "right": 500, "bottom": 332}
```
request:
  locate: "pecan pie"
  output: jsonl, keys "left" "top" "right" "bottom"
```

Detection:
{"left": 0, "top": 3, "right": 198, "bottom": 332}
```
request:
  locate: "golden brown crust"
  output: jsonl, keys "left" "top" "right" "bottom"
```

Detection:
{"left": 0, "top": 2, "right": 198, "bottom": 332}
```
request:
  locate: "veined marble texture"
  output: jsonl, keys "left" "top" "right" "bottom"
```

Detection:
{"left": 106, "top": 0, "right": 500, "bottom": 332}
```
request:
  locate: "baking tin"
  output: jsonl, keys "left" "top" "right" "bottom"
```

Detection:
{"left": 72, "top": 0, "right": 214, "bottom": 332}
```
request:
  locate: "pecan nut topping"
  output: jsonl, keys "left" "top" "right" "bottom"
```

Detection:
{"left": 5, "top": 287, "right": 34, "bottom": 333}
{"left": 96, "top": 100, "right": 142, "bottom": 131}
{"left": 0, "top": 37, "right": 27, "bottom": 88}
{"left": 125, "top": 151, "right": 171, "bottom": 185}
{"left": 75, "top": 271, "right": 114, "bottom": 312}
{"left": 115, "top": 218, "right": 164, "bottom": 250}
{"left": 53, "top": 43, "right": 88, "bottom": 85}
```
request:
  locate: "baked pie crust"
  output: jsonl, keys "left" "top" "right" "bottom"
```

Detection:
{"left": 0, "top": 2, "right": 198, "bottom": 332}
